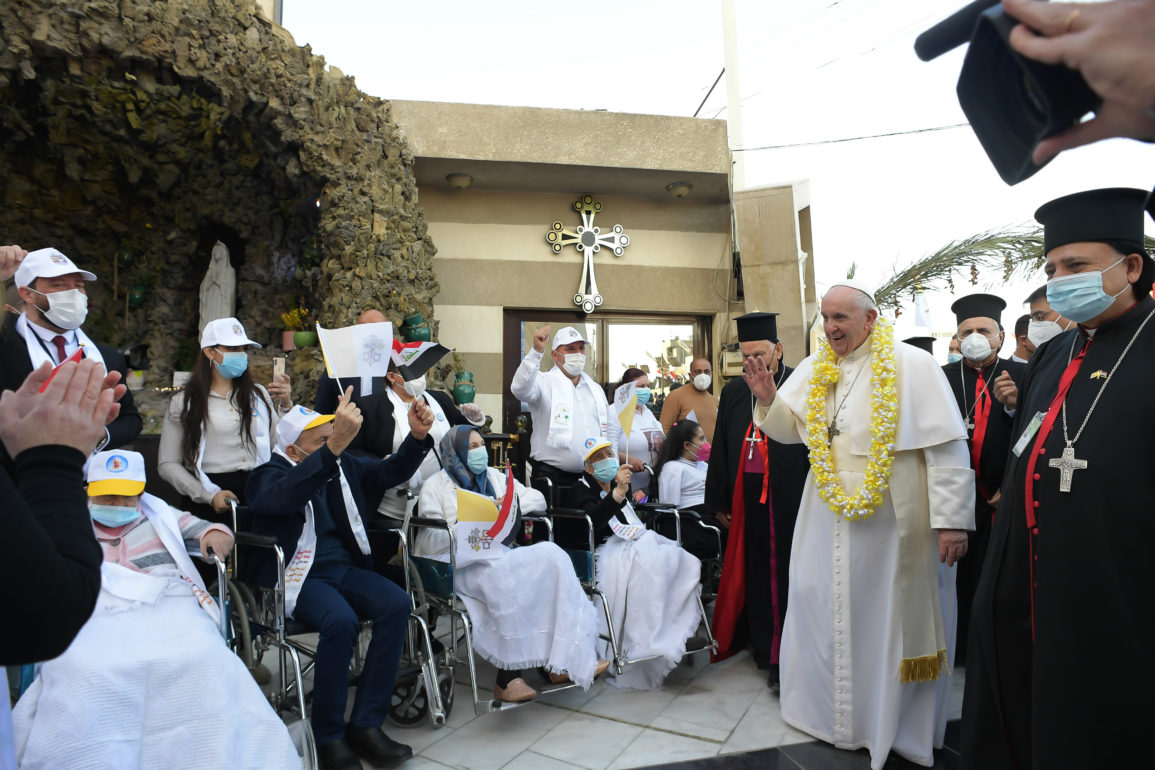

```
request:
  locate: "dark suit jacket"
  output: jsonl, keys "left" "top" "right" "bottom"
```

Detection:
{"left": 0, "top": 313, "right": 142, "bottom": 453}
{"left": 314, "top": 374, "right": 473, "bottom": 458}
{"left": 242, "top": 433, "right": 432, "bottom": 587}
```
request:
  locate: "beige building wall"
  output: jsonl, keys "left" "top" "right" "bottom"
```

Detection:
{"left": 733, "top": 182, "right": 816, "bottom": 366}
{"left": 390, "top": 100, "right": 810, "bottom": 429}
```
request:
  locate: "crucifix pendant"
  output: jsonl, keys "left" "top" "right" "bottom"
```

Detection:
{"left": 964, "top": 418, "right": 974, "bottom": 431}
{"left": 745, "top": 436, "right": 760, "bottom": 460}
{"left": 1048, "top": 445, "right": 1088, "bottom": 493}
{"left": 827, "top": 424, "right": 840, "bottom": 443}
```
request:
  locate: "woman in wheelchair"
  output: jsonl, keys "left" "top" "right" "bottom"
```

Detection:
{"left": 414, "top": 426, "right": 609, "bottom": 703}
{"left": 11, "top": 450, "right": 301, "bottom": 769}
{"left": 566, "top": 439, "right": 703, "bottom": 690}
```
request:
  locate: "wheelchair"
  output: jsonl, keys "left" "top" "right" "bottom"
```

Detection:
{"left": 403, "top": 503, "right": 609, "bottom": 715}
{"left": 532, "top": 468, "right": 719, "bottom": 673}
{"left": 223, "top": 500, "right": 447, "bottom": 739}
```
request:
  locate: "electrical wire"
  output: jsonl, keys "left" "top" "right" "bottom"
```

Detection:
{"left": 733, "top": 122, "right": 969, "bottom": 151}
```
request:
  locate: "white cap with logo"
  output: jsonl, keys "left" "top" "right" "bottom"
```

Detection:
{"left": 14, "top": 248, "right": 97, "bottom": 289}
{"left": 201, "top": 317, "right": 261, "bottom": 348}
{"left": 275, "top": 404, "right": 337, "bottom": 454}
{"left": 87, "top": 450, "right": 147, "bottom": 497}
{"left": 552, "top": 326, "right": 590, "bottom": 350}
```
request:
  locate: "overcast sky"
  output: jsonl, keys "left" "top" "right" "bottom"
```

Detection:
{"left": 281, "top": 0, "right": 1153, "bottom": 344}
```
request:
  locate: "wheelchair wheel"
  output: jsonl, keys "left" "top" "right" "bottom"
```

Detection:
{"left": 388, "top": 673, "right": 430, "bottom": 727}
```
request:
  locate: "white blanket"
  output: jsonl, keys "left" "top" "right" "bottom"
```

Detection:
{"left": 455, "top": 542, "right": 601, "bottom": 689}
{"left": 595, "top": 530, "right": 702, "bottom": 690}
{"left": 12, "top": 574, "right": 300, "bottom": 769}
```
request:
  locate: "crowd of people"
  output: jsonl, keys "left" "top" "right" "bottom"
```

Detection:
{"left": 3, "top": 2, "right": 1154, "bottom": 768}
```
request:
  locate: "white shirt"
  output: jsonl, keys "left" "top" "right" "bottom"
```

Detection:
{"left": 606, "top": 406, "right": 665, "bottom": 491}
{"left": 510, "top": 348, "right": 608, "bottom": 473}
{"left": 158, "top": 387, "right": 279, "bottom": 504}
{"left": 658, "top": 458, "right": 708, "bottom": 508}
{"left": 26, "top": 320, "right": 79, "bottom": 364}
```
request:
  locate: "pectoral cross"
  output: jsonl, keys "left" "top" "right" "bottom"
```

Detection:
{"left": 964, "top": 418, "right": 974, "bottom": 431}
{"left": 1048, "top": 445, "right": 1088, "bottom": 493}
{"left": 745, "top": 435, "right": 762, "bottom": 460}
{"left": 827, "top": 424, "right": 840, "bottom": 444}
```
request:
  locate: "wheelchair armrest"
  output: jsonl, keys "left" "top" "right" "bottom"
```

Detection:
{"left": 234, "top": 532, "right": 279, "bottom": 548}
{"left": 520, "top": 511, "right": 554, "bottom": 541}
{"left": 408, "top": 516, "right": 450, "bottom": 530}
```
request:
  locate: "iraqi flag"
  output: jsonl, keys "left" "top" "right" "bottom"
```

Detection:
{"left": 391, "top": 338, "right": 449, "bottom": 380}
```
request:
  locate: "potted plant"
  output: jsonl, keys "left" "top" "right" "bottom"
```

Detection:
{"left": 281, "top": 306, "right": 316, "bottom": 349}
{"left": 451, "top": 352, "right": 475, "bottom": 405}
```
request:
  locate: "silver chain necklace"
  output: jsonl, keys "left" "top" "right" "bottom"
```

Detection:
{"left": 1049, "top": 306, "right": 1155, "bottom": 492}
{"left": 826, "top": 356, "right": 870, "bottom": 443}
{"left": 958, "top": 358, "right": 999, "bottom": 430}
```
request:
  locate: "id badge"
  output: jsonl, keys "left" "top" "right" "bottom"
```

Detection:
{"left": 1012, "top": 411, "right": 1047, "bottom": 457}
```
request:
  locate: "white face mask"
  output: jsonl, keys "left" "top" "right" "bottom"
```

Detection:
{"left": 1027, "top": 319, "right": 1069, "bottom": 348}
{"left": 562, "top": 353, "right": 586, "bottom": 377}
{"left": 959, "top": 331, "right": 994, "bottom": 362}
{"left": 30, "top": 287, "right": 88, "bottom": 330}
{"left": 693, "top": 373, "right": 712, "bottom": 391}
{"left": 403, "top": 375, "right": 427, "bottom": 398}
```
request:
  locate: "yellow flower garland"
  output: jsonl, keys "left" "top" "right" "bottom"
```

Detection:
{"left": 803, "top": 316, "right": 898, "bottom": 521}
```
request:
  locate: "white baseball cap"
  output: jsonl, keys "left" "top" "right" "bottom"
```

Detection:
{"left": 201, "top": 317, "right": 261, "bottom": 348}
{"left": 87, "top": 450, "right": 147, "bottom": 497}
{"left": 15, "top": 247, "right": 97, "bottom": 289}
{"left": 581, "top": 436, "right": 613, "bottom": 463}
{"left": 552, "top": 326, "right": 590, "bottom": 350}
{"left": 275, "top": 404, "right": 336, "bottom": 453}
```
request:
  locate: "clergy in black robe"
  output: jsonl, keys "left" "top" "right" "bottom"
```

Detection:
{"left": 942, "top": 293, "right": 1026, "bottom": 665}
{"left": 961, "top": 188, "right": 1155, "bottom": 770}
{"left": 705, "top": 313, "right": 809, "bottom": 685}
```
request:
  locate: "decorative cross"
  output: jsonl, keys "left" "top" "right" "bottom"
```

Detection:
{"left": 827, "top": 424, "right": 841, "bottom": 443}
{"left": 546, "top": 194, "right": 631, "bottom": 314}
{"left": 1048, "top": 445, "right": 1088, "bottom": 493}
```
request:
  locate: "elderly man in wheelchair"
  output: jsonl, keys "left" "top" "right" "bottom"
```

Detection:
{"left": 11, "top": 450, "right": 302, "bottom": 769}
{"left": 243, "top": 392, "right": 434, "bottom": 770}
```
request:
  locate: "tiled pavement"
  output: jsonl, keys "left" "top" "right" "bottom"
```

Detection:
{"left": 364, "top": 649, "right": 966, "bottom": 770}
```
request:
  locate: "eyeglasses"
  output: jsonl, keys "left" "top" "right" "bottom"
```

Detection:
{"left": 1029, "top": 310, "right": 1056, "bottom": 322}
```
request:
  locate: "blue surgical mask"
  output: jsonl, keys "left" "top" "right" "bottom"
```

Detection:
{"left": 214, "top": 351, "right": 249, "bottom": 379}
{"left": 1046, "top": 257, "right": 1129, "bottom": 323}
{"left": 591, "top": 457, "right": 618, "bottom": 483}
{"left": 466, "top": 446, "right": 489, "bottom": 475}
{"left": 947, "top": 353, "right": 963, "bottom": 364}
{"left": 635, "top": 387, "right": 651, "bottom": 406}
{"left": 89, "top": 502, "right": 141, "bottom": 528}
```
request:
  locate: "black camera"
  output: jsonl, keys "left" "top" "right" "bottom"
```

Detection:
{"left": 916, "top": 1, "right": 1101, "bottom": 185}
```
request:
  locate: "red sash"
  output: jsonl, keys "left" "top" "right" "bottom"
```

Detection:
{"left": 711, "top": 421, "right": 781, "bottom": 662}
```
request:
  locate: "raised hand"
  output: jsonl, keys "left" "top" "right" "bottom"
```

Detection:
{"left": 992, "top": 370, "right": 1018, "bottom": 409}
{"left": 742, "top": 353, "right": 778, "bottom": 407}
{"left": 0, "top": 245, "right": 28, "bottom": 282}
{"left": 408, "top": 395, "right": 435, "bottom": 439}
{"left": 328, "top": 386, "right": 363, "bottom": 455}
{"left": 532, "top": 325, "right": 551, "bottom": 353}
{"left": 0, "top": 360, "right": 120, "bottom": 457}
{"left": 267, "top": 373, "right": 292, "bottom": 410}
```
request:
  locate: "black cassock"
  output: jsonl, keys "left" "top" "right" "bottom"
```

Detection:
{"left": 704, "top": 367, "right": 809, "bottom": 667}
{"left": 941, "top": 356, "right": 1026, "bottom": 665}
{"left": 961, "top": 297, "right": 1155, "bottom": 770}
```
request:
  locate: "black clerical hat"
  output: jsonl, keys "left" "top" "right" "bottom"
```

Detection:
{"left": 1035, "top": 188, "right": 1149, "bottom": 254}
{"left": 951, "top": 293, "right": 1006, "bottom": 326}
{"left": 903, "top": 336, "right": 935, "bottom": 355}
{"left": 735, "top": 312, "right": 779, "bottom": 343}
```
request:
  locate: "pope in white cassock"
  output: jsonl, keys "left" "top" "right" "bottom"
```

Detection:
{"left": 746, "top": 282, "right": 975, "bottom": 769}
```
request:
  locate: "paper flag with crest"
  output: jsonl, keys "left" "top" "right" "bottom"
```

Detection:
{"left": 454, "top": 467, "right": 518, "bottom": 564}
{"left": 613, "top": 380, "right": 638, "bottom": 437}
{"left": 316, "top": 322, "right": 393, "bottom": 381}
{"left": 391, "top": 338, "right": 450, "bottom": 381}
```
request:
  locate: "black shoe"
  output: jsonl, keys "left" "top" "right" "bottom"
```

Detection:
{"left": 345, "top": 725, "right": 413, "bottom": 767}
{"left": 767, "top": 664, "right": 781, "bottom": 692}
{"left": 317, "top": 738, "right": 362, "bottom": 770}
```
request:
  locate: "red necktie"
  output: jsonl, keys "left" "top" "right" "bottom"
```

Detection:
{"left": 1023, "top": 339, "right": 1090, "bottom": 638}
{"left": 970, "top": 367, "right": 992, "bottom": 499}
{"left": 51, "top": 335, "right": 67, "bottom": 365}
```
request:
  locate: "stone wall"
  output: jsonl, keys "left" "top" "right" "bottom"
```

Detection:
{"left": 0, "top": 0, "right": 439, "bottom": 430}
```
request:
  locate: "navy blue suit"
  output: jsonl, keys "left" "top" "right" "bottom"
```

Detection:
{"left": 244, "top": 432, "right": 432, "bottom": 745}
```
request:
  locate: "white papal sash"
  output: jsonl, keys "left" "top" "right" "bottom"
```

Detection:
{"left": 546, "top": 365, "right": 608, "bottom": 450}
{"left": 275, "top": 449, "right": 371, "bottom": 618}
{"left": 191, "top": 388, "right": 274, "bottom": 498}
{"left": 139, "top": 494, "right": 221, "bottom": 624}
{"left": 15, "top": 313, "right": 106, "bottom": 372}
